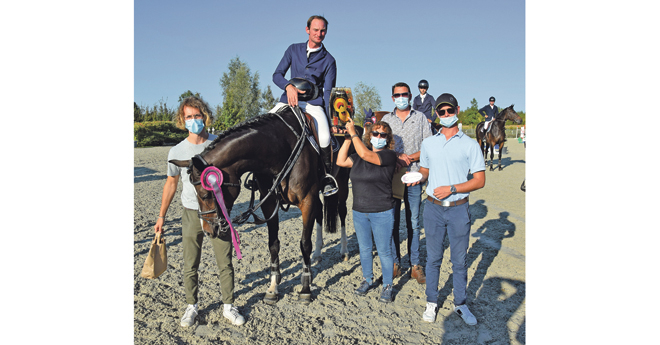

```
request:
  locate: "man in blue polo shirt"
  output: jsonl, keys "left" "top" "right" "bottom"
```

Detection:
{"left": 407, "top": 93, "right": 485, "bottom": 325}
{"left": 271, "top": 15, "right": 338, "bottom": 196}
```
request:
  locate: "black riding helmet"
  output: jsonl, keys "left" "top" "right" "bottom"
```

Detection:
{"left": 489, "top": 96, "right": 495, "bottom": 102}
{"left": 288, "top": 78, "right": 320, "bottom": 101}
{"left": 418, "top": 79, "right": 429, "bottom": 89}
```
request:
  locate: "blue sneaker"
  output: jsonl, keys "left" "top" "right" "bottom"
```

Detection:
{"left": 355, "top": 278, "right": 372, "bottom": 296}
{"left": 379, "top": 284, "right": 393, "bottom": 303}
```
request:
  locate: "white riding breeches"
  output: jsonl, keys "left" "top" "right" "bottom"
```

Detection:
{"left": 270, "top": 102, "right": 331, "bottom": 148}
{"left": 484, "top": 118, "right": 494, "bottom": 131}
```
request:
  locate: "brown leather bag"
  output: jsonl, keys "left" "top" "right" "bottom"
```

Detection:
{"left": 140, "top": 232, "right": 167, "bottom": 279}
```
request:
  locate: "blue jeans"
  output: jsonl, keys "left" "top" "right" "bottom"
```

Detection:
{"left": 391, "top": 184, "right": 423, "bottom": 266}
{"left": 353, "top": 209, "right": 395, "bottom": 286}
{"left": 423, "top": 201, "right": 471, "bottom": 306}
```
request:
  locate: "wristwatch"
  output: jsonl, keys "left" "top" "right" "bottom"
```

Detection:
{"left": 450, "top": 185, "right": 457, "bottom": 194}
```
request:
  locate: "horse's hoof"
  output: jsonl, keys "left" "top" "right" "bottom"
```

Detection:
{"left": 312, "top": 256, "right": 322, "bottom": 265}
{"left": 498, "top": 167, "right": 503, "bottom": 171}
{"left": 264, "top": 292, "right": 278, "bottom": 305}
{"left": 298, "top": 293, "right": 313, "bottom": 305}
{"left": 342, "top": 253, "right": 349, "bottom": 262}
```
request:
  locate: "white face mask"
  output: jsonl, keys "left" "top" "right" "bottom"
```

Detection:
{"left": 439, "top": 115, "right": 458, "bottom": 127}
{"left": 394, "top": 97, "right": 409, "bottom": 110}
{"left": 185, "top": 119, "right": 205, "bottom": 134}
{"left": 370, "top": 137, "right": 387, "bottom": 149}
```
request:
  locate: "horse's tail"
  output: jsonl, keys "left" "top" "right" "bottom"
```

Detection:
{"left": 323, "top": 192, "right": 339, "bottom": 234}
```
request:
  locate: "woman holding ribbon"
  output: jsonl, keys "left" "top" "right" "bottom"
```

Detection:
{"left": 336, "top": 117, "right": 398, "bottom": 302}
{"left": 154, "top": 96, "right": 245, "bottom": 327}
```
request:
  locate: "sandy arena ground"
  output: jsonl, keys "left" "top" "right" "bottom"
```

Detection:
{"left": 134, "top": 137, "right": 526, "bottom": 345}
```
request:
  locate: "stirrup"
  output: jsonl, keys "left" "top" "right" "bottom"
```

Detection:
{"left": 321, "top": 173, "right": 339, "bottom": 196}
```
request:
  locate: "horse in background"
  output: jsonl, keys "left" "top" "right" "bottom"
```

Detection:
{"left": 476, "top": 105, "right": 522, "bottom": 171}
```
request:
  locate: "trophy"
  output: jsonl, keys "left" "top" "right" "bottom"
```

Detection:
{"left": 329, "top": 87, "right": 354, "bottom": 128}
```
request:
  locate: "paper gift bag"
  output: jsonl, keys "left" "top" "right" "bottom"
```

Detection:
{"left": 140, "top": 232, "right": 167, "bottom": 279}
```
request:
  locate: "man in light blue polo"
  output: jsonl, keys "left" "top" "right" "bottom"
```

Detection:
{"left": 406, "top": 93, "right": 485, "bottom": 325}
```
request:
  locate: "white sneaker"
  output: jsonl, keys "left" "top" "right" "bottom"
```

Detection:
{"left": 422, "top": 302, "right": 438, "bottom": 323}
{"left": 223, "top": 305, "right": 245, "bottom": 326}
{"left": 454, "top": 304, "right": 477, "bottom": 325}
{"left": 180, "top": 304, "right": 198, "bottom": 327}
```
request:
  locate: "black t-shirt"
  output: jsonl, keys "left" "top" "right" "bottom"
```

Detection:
{"left": 349, "top": 149, "right": 398, "bottom": 213}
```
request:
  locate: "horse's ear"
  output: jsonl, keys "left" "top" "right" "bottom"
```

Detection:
{"left": 191, "top": 155, "right": 209, "bottom": 172}
{"left": 169, "top": 159, "right": 190, "bottom": 168}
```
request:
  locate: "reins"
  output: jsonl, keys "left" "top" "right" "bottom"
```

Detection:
{"left": 232, "top": 105, "right": 309, "bottom": 225}
{"left": 191, "top": 105, "right": 311, "bottom": 234}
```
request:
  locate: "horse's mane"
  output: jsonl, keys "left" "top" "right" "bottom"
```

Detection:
{"left": 201, "top": 111, "right": 288, "bottom": 155}
{"left": 496, "top": 104, "right": 515, "bottom": 119}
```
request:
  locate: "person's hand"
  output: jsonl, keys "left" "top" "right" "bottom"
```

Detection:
{"left": 433, "top": 186, "right": 452, "bottom": 200}
{"left": 345, "top": 116, "right": 356, "bottom": 136}
{"left": 286, "top": 84, "right": 304, "bottom": 107}
{"left": 398, "top": 153, "right": 411, "bottom": 166}
{"left": 154, "top": 218, "right": 165, "bottom": 234}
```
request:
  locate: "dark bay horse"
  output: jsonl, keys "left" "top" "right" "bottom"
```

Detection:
{"left": 170, "top": 106, "right": 358, "bottom": 305}
{"left": 476, "top": 105, "right": 522, "bottom": 171}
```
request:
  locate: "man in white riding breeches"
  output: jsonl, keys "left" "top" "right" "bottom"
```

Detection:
{"left": 271, "top": 15, "right": 338, "bottom": 196}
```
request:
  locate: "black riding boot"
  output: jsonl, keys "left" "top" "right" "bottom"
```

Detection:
{"left": 320, "top": 146, "right": 338, "bottom": 196}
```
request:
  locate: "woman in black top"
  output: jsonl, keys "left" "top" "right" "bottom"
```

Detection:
{"left": 337, "top": 117, "right": 398, "bottom": 303}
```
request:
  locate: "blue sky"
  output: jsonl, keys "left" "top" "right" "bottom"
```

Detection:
{"left": 134, "top": 0, "right": 525, "bottom": 113}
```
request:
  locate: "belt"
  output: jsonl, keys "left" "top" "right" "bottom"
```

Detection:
{"left": 426, "top": 196, "right": 469, "bottom": 207}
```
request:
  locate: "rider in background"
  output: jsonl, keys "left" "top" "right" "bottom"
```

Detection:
{"left": 478, "top": 96, "right": 499, "bottom": 135}
{"left": 271, "top": 15, "right": 338, "bottom": 196}
{"left": 412, "top": 79, "right": 437, "bottom": 126}
{"left": 154, "top": 96, "right": 245, "bottom": 328}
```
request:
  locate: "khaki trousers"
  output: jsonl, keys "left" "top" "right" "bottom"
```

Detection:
{"left": 182, "top": 208, "right": 234, "bottom": 305}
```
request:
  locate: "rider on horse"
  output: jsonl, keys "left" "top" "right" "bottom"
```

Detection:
{"left": 478, "top": 96, "right": 499, "bottom": 137}
{"left": 271, "top": 15, "right": 339, "bottom": 196}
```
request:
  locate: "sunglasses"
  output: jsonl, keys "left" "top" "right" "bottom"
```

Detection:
{"left": 371, "top": 131, "right": 388, "bottom": 138}
{"left": 437, "top": 107, "right": 456, "bottom": 116}
{"left": 392, "top": 92, "right": 410, "bottom": 98}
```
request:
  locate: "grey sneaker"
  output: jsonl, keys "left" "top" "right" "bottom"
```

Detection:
{"left": 454, "top": 304, "right": 477, "bottom": 325}
{"left": 180, "top": 304, "right": 198, "bottom": 327}
{"left": 379, "top": 284, "right": 393, "bottom": 303}
{"left": 355, "top": 278, "right": 372, "bottom": 296}
{"left": 422, "top": 302, "right": 437, "bottom": 323}
{"left": 223, "top": 305, "right": 245, "bottom": 326}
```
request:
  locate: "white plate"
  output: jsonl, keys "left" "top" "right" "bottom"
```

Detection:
{"left": 401, "top": 172, "right": 423, "bottom": 184}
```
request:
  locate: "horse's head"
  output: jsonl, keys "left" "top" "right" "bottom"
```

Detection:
{"left": 500, "top": 105, "right": 522, "bottom": 125}
{"left": 169, "top": 154, "right": 241, "bottom": 238}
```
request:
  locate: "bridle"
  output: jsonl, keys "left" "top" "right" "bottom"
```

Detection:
{"left": 187, "top": 105, "right": 311, "bottom": 238}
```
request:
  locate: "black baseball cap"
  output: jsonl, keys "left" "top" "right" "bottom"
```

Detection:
{"left": 435, "top": 93, "right": 458, "bottom": 109}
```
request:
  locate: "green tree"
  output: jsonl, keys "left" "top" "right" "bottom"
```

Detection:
{"left": 352, "top": 81, "right": 382, "bottom": 125}
{"left": 215, "top": 57, "right": 264, "bottom": 132}
{"left": 457, "top": 97, "right": 481, "bottom": 126}
{"left": 134, "top": 102, "right": 142, "bottom": 122}
{"left": 153, "top": 97, "right": 175, "bottom": 121}
{"left": 178, "top": 90, "right": 201, "bottom": 103}
{"left": 260, "top": 85, "right": 278, "bottom": 113}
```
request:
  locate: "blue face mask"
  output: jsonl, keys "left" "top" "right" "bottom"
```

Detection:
{"left": 439, "top": 115, "right": 458, "bottom": 128}
{"left": 370, "top": 137, "right": 387, "bottom": 149}
{"left": 394, "top": 97, "right": 409, "bottom": 110}
{"left": 185, "top": 118, "right": 205, "bottom": 134}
